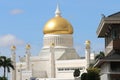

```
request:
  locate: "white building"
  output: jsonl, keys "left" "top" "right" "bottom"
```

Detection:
{"left": 11, "top": 5, "right": 95, "bottom": 80}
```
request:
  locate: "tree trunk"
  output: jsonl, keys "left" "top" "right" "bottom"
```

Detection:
{"left": 4, "top": 67, "right": 6, "bottom": 78}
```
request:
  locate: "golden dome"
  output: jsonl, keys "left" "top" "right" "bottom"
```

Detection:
{"left": 43, "top": 4, "right": 73, "bottom": 34}
{"left": 43, "top": 16, "right": 73, "bottom": 34}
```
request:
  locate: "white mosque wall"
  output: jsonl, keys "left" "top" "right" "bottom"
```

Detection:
{"left": 56, "top": 59, "right": 86, "bottom": 78}
{"left": 15, "top": 48, "right": 95, "bottom": 80}
{"left": 43, "top": 34, "right": 73, "bottom": 48}
{"left": 16, "top": 57, "right": 50, "bottom": 80}
{"left": 15, "top": 57, "right": 88, "bottom": 80}
{"left": 16, "top": 62, "right": 26, "bottom": 80}
{"left": 31, "top": 61, "right": 48, "bottom": 77}
{"left": 21, "top": 71, "right": 32, "bottom": 80}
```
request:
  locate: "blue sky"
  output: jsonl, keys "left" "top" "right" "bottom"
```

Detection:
{"left": 0, "top": 0, "right": 120, "bottom": 58}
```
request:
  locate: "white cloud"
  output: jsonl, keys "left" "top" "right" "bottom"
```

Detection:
{"left": 10, "top": 9, "right": 24, "bottom": 15}
{"left": 0, "top": 34, "right": 24, "bottom": 47}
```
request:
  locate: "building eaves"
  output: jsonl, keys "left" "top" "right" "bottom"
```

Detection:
{"left": 94, "top": 52, "right": 120, "bottom": 67}
{"left": 108, "top": 11, "right": 120, "bottom": 18}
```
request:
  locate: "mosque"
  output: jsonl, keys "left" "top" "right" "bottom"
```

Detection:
{"left": 10, "top": 5, "right": 96, "bottom": 80}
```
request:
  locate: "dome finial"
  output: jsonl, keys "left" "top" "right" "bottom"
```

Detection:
{"left": 55, "top": 3, "right": 61, "bottom": 17}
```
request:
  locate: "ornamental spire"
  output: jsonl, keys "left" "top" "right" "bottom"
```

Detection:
{"left": 55, "top": 3, "right": 61, "bottom": 17}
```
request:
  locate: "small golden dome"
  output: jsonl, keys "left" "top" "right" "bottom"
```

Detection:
{"left": 85, "top": 40, "right": 91, "bottom": 45}
{"left": 11, "top": 45, "right": 16, "bottom": 51}
{"left": 43, "top": 4, "right": 73, "bottom": 34}
{"left": 26, "top": 44, "right": 31, "bottom": 50}
{"left": 85, "top": 40, "right": 91, "bottom": 49}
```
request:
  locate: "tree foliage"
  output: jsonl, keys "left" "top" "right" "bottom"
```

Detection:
{"left": 73, "top": 69, "right": 80, "bottom": 77}
{"left": 87, "top": 67, "right": 100, "bottom": 80}
{"left": 81, "top": 67, "right": 100, "bottom": 80}
{"left": 95, "top": 51, "right": 105, "bottom": 60}
{"left": 0, "top": 56, "right": 14, "bottom": 78}
{"left": 0, "top": 76, "right": 7, "bottom": 80}
{"left": 81, "top": 73, "right": 88, "bottom": 80}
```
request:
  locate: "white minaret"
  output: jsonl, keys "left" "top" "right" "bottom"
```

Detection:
{"left": 50, "top": 43, "right": 56, "bottom": 78}
{"left": 85, "top": 40, "right": 91, "bottom": 68}
{"left": 11, "top": 45, "right": 16, "bottom": 80}
{"left": 25, "top": 44, "right": 31, "bottom": 70}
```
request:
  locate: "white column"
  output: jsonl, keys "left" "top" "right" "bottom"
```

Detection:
{"left": 25, "top": 44, "right": 31, "bottom": 70}
{"left": 11, "top": 45, "right": 16, "bottom": 80}
{"left": 85, "top": 40, "right": 91, "bottom": 68}
{"left": 50, "top": 43, "right": 56, "bottom": 78}
{"left": 31, "top": 64, "right": 34, "bottom": 76}
{"left": 20, "top": 64, "right": 22, "bottom": 80}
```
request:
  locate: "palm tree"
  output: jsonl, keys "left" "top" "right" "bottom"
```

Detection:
{"left": 1, "top": 56, "right": 14, "bottom": 78}
{"left": 0, "top": 56, "right": 3, "bottom": 67}
{"left": 95, "top": 51, "right": 105, "bottom": 60}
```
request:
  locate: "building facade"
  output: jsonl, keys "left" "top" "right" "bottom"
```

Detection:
{"left": 95, "top": 12, "right": 120, "bottom": 80}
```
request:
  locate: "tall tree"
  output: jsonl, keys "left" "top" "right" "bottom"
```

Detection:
{"left": 1, "top": 56, "right": 14, "bottom": 78}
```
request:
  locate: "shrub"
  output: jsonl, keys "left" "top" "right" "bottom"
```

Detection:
{"left": 73, "top": 69, "right": 80, "bottom": 77}
{"left": 81, "top": 73, "right": 88, "bottom": 80}
{"left": 0, "top": 76, "right": 7, "bottom": 80}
